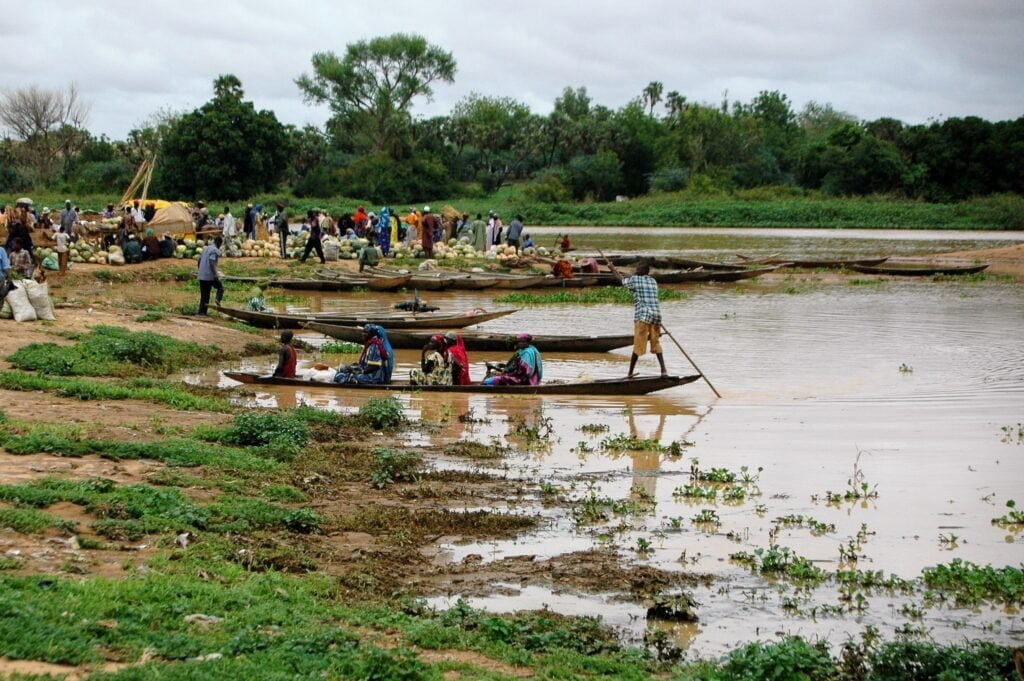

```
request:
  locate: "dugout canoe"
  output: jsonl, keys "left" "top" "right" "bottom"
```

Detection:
{"left": 215, "top": 305, "right": 519, "bottom": 330}
{"left": 304, "top": 323, "right": 635, "bottom": 352}
{"left": 650, "top": 265, "right": 781, "bottom": 283}
{"left": 314, "top": 269, "right": 413, "bottom": 291}
{"left": 735, "top": 256, "right": 890, "bottom": 268}
{"left": 460, "top": 271, "right": 550, "bottom": 289}
{"left": 848, "top": 262, "right": 990, "bottom": 276}
{"left": 220, "top": 275, "right": 371, "bottom": 291}
{"left": 223, "top": 371, "right": 699, "bottom": 395}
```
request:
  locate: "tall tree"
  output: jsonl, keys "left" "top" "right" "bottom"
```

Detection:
{"left": 159, "top": 77, "right": 289, "bottom": 200}
{"left": 0, "top": 83, "right": 90, "bottom": 185}
{"left": 642, "top": 81, "right": 663, "bottom": 117}
{"left": 213, "top": 73, "right": 244, "bottom": 100}
{"left": 295, "top": 34, "right": 456, "bottom": 154}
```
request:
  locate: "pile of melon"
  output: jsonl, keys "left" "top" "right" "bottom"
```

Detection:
{"left": 69, "top": 242, "right": 110, "bottom": 264}
{"left": 238, "top": 239, "right": 276, "bottom": 258}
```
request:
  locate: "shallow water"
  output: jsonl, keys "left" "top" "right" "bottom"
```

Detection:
{"left": 192, "top": 266, "right": 1024, "bottom": 657}
{"left": 527, "top": 225, "right": 1023, "bottom": 260}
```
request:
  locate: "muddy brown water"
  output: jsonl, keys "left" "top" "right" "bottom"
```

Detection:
{"left": 188, "top": 231, "right": 1024, "bottom": 657}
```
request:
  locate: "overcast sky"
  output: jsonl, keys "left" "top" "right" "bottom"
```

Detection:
{"left": 2, "top": 0, "right": 1022, "bottom": 139}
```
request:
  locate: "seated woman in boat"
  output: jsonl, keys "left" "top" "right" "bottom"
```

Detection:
{"left": 483, "top": 334, "right": 543, "bottom": 386}
{"left": 410, "top": 335, "right": 452, "bottom": 386}
{"left": 443, "top": 331, "right": 472, "bottom": 385}
{"left": 333, "top": 324, "right": 394, "bottom": 385}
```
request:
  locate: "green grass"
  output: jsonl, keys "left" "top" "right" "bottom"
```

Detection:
{"left": 0, "top": 424, "right": 283, "bottom": 472}
{"left": 320, "top": 340, "right": 363, "bottom": 354}
{"left": 0, "top": 371, "right": 232, "bottom": 412}
{"left": 0, "top": 506, "right": 78, "bottom": 534}
{"left": 0, "top": 478, "right": 320, "bottom": 541}
{"left": 6, "top": 326, "right": 226, "bottom": 378}
{"left": 495, "top": 286, "right": 687, "bottom": 305}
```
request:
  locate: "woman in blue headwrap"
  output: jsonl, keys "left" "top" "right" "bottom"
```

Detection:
{"left": 378, "top": 207, "right": 392, "bottom": 256}
{"left": 333, "top": 324, "right": 394, "bottom": 384}
{"left": 483, "top": 334, "right": 543, "bottom": 386}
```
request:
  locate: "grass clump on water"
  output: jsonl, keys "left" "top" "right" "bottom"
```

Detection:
{"left": 357, "top": 396, "right": 404, "bottom": 430}
{"left": 6, "top": 326, "right": 225, "bottom": 377}
{"left": 0, "top": 371, "right": 232, "bottom": 412}
{"left": 495, "top": 286, "right": 687, "bottom": 305}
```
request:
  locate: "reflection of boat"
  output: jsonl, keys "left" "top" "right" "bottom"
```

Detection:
{"left": 224, "top": 371, "right": 700, "bottom": 395}
{"left": 305, "top": 322, "right": 634, "bottom": 352}
{"left": 848, "top": 262, "right": 990, "bottom": 276}
{"left": 215, "top": 306, "right": 518, "bottom": 329}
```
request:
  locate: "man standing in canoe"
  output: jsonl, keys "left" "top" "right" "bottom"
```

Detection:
{"left": 619, "top": 262, "right": 668, "bottom": 379}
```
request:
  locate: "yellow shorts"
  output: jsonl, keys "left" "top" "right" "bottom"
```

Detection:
{"left": 633, "top": 321, "right": 662, "bottom": 355}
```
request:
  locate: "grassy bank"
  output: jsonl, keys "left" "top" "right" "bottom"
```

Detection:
{"left": 7, "top": 188, "right": 1023, "bottom": 229}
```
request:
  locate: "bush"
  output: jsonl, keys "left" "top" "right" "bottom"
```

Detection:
{"left": 357, "top": 397, "right": 404, "bottom": 430}
{"left": 648, "top": 166, "right": 690, "bottom": 193}
{"left": 6, "top": 326, "right": 224, "bottom": 377}
{"left": 219, "top": 411, "right": 310, "bottom": 455}
{"left": 370, "top": 448, "right": 422, "bottom": 488}
{"left": 521, "top": 172, "right": 571, "bottom": 203}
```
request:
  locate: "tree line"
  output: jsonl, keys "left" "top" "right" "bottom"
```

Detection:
{"left": 1, "top": 34, "right": 1021, "bottom": 205}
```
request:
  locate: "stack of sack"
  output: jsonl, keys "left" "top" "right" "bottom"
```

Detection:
{"left": 1, "top": 280, "right": 57, "bottom": 322}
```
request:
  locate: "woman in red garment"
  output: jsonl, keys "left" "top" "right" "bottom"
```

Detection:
{"left": 443, "top": 331, "right": 472, "bottom": 385}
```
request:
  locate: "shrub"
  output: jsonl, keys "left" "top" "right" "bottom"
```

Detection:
{"left": 370, "top": 449, "right": 422, "bottom": 488}
{"left": 648, "top": 166, "right": 690, "bottom": 193}
{"left": 357, "top": 397, "right": 404, "bottom": 430}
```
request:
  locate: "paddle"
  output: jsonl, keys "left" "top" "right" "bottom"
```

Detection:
{"left": 597, "top": 249, "right": 723, "bottom": 399}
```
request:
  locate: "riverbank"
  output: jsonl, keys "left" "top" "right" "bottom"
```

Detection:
{"left": 6, "top": 189, "right": 1023, "bottom": 230}
{"left": 1, "top": 255, "right": 1022, "bottom": 678}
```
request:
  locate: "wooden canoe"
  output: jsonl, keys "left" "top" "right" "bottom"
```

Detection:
{"left": 305, "top": 323, "right": 635, "bottom": 352}
{"left": 223, "top": 371, "right": 700, "bottom": 395}
{"left": 215, "top": 305, "right": 519, "bottom": 330}
{"left": 848, "top": 262, "right": 990, "bottom": 276}
{"left": 735, "top": 256, "right": 890, "bottom": 268}
{"left": 314, "top": 269, "right": 413, "bottom": 291}
{"left": 650, "top": 266, "right": 781, "bottom": 283}
{"left": 459, "top": 271, "right": 550, "bottom": 289}
{"left": 221, "top": 275, "right": 371, "bottom": 291}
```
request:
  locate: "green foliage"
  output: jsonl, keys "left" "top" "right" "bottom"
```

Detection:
{"left": 0, "top": 478, "right": 321, "bottom": 539}
{"left": 495, "top": 286, "right": 687, "bottom": 305}
{"left": 0, "top": 425, "right": 282, "bottom": 471}
{"left": 320, "top": 340, "right": 363, "bottom": 354}
{"left": 159, "top": 76, "right": 289, "bottom": 200}
{"left": 648, "top": 165, "right": 690, "bottom": 192}
{"left": 370, "top": 448, "right": 422, "bottom": 488}
{"left": 921, "top": 559, "right": 1023, "bottom": 606}
{"left": 6, "top": 326, "right": 224, "bottom": 377}
{"left": 135, "top": 311, "right": 166, "bottom": 322}
{"left": 562, "top": 151, "right": 625, "bottom": 201}
{"left": 0, "top": 371, "right": 231, "bottom": 411}
{"left": 357, "top": 397, "right": 404, "bottom": 430}
{"left": 296, "top": 33, "right": 456, "bottom": 155}
{"left": 685, "top": 637, "right": 834, "bottom": 681}
{"left": 0, "top": 507, "right": 77, "bottom": 534}
{"left": 222, "top": 411, "right": 311, "bottom": 451}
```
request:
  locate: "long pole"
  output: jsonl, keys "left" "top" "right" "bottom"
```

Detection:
{"left": 597, "top": 249, "right": 722, "bottom": 399}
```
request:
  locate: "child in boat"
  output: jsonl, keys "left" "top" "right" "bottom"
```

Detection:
{"left": 483, "top": 334, "right": 543, "bottom": 386}
{"left": 333, "top": 324, "right": 394, "bottom": 385}
{"left": 273, "top": 330, "right": 298, "bottom": 379}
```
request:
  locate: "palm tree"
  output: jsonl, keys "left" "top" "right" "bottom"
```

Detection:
{"left": 642, "top": 81, "right": 663, "bottom": 117}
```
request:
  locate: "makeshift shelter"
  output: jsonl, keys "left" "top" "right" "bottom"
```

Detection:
{"left": 146, "top": 202, "right": 194, "bottom": 234}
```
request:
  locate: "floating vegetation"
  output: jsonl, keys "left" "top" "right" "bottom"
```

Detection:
{"left": 991, "top": 499, "right": 1024, "bottom": 528}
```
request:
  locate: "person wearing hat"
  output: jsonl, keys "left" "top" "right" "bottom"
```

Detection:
{"left": 59, "top": 200, "right": 78, "bottom": 238}
{"left": 420, "top": 205, "right": 438, "bottom": 259}
{"left": 483, "top": 334, "right": 543, "bottom": 386}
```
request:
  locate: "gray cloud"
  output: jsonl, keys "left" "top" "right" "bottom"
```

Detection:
{"left": 3, "top": 0, "right": 1021, "bottom": 138}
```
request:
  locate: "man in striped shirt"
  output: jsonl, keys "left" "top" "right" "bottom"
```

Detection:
{"left": 621, "top": 262, "right": 668, "bottom": 378}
